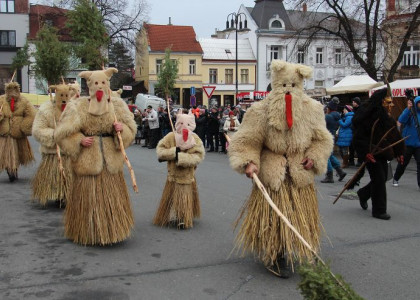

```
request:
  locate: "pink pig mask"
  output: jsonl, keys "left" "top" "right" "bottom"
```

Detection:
{"left": 174, "top": 112, "right": 196, "bottom": 150}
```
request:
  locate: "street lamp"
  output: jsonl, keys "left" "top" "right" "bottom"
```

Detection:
{"left": 223, "top": 12, "right": 250, "bottom": 104}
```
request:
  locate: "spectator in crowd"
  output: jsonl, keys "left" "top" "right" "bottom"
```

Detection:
{"left": 145, "top": 105, "right": 159, "bottom": 149}
{"left": 134, "top": 109, "right": 142, "bottom": 145}
{"left": 321, "top": 100, "right": 347, "bottom": 183}
{"left": 349, "top": 97, "right": 362, "bottom": 166}
{"left": 218, "top": 110, "right": 229, "bottom": 154}
{"left": 224, "top": 110, "right": 240, "bottom": 139}
{"left": 207, "top": 107, "right": 220, "bottom": 152}
{"left": 393, "top": 96, "right": 420, "bottom": 189}
{"left": 158, "top": 106, "right": 165, "bottom": 138}
{"left": 141, "top": 109, "right": 150, "bottom": 148}
{"left": 195, "top": 109, "right": 207, "bottom": 145}
{"left": 233, "top": 104, "right": 245, "bottom": 123}
{"left": 336, "top": 105, "right": 354, "bottom": 168}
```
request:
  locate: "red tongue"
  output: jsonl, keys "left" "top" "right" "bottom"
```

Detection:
{"left": 285, "top": 93, "right": 293, "bottom": 129}
{"left": 61, "top": 103, "right": 66, "bottom": 111}
{"left": 96, "top": 90, "right": 104, "bottom": 102}
{"left": 182, "top": 128, "right": 189, "bottom": 142}
{"left": 10, "top": 97, "right": 15, "bottom": 112}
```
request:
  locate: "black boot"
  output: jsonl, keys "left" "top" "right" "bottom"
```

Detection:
{"left": 336, "top": 167, "right": 347, "bottom": 182}
{"left": 321, "top": 171, "right": 334, "bottom": 183}
{"left": 356, "top": 189, "right": 368, "bottom": 210}
{"left": 266, "top": 255, "right": 291, "bottom": 279}
{"left": 6, "top": 169, "right": 17, "bottom": 182}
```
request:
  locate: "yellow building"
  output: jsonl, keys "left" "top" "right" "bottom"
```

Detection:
{"left": 135, "top": 23, "right": 204, "bottom": 107}
{"left": 199, "top": 38, "right": 256, "bottom": 107}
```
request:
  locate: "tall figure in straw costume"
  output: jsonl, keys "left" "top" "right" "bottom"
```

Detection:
{"left": 55, "top": 68, "right": 137, "bottom": 245}
{"left": 228, "top": 60, "right": 333, "bottom": 278}
{"left": 0, "top": 82, "right": 36, "bottom": 182}
{"left": 154, "top": 111, "right": 205, "bottom": 229}
{"left": 32, "top": 84, "right": 72, "bottom": 206}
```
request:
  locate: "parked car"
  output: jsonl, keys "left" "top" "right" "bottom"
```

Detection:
{"left": 135, "top": 94, "right": 166, "bottom": 112}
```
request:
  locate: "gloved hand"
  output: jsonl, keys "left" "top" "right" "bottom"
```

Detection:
{"left": 365, "top": 153, "right": 376, "bottom": 163}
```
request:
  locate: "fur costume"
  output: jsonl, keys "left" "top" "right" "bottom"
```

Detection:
{"left": 154, "top": 112, "right": 205, "bottom": 229}
{"left": 68, "top": 82, "right": 81, "bottom": 101}
{"left": 32, "top": 84, "right": 72, "bottom": 206}
{"left": 228, "top": 60, "right": 333, "bottom": 270}
{"left": 0, "top": 82, "right": 36, "bottom": 180}
{"left": 54, "top": 68, "right": 137, "bottom": 245}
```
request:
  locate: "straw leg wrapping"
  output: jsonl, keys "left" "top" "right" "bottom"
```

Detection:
{"left": 64, "top": 168, "right": 134, "bottom": 246}
{"left": 234, "top": 177, "right": 320, "bottom": 270}
{"left": 153, "top": 178, "right": 200, "bottom": 229}
{"left": 32, "top": 154, "right": 71, "bottom": 206}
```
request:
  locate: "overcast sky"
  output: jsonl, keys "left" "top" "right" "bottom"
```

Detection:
{"left": 147, "top": 0, "right": 258, "bottom": 38}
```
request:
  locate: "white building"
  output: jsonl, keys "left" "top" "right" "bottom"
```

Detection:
{"left": 0, "top": 0, "right": 30, "bottom": 93}
{"left": 227, "top": 0, "right": 379, "bottom": 93}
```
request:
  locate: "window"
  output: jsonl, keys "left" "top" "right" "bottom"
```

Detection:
{"left": 209, "top": 69, "right": 217, "bottom": 84}
{"left": 403, "top": 45, "right": 420, "bottom": 66}
{"left": 225, "top": 69, "right": 233, "bottom": 84}
{"left": 335, "top": 49, "right": 342, "bottom": 65}
{"left": 268, "top": 45, "right": 282, "bottom": 69}
{"left": 316, "top": 47, "right": 323, "bottom": 64}
{"left": 189, "top": 59, "right": 196, "bottom": 75}
{"left": 314, "top": 80, "right": 324, "bottom": 87}
{"left": 297, "top": 46, "right": 305, "bottom": 64}
{"left": 271, "top": 20, "right": 282, "bottom": 28}
{"left": 240, "top": 69, "right": 249, "bottom": 84}
{"left": 0, "top": 30, "right": 16, "bottom": 47}
{"left": 0, "top": 0, "right": 14, "bottom": 13}
{"left": 156, "top": 59, "right": 162, "bottom": 74}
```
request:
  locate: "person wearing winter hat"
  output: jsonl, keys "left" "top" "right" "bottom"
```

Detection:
{"left": 336, "top": 105, "right": 354, "bottom": 168}
{"left": 321, "top": 99, "right": 347, "bottom": 183}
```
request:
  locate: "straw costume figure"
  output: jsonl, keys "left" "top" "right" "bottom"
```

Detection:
{"left": 0, "top": 82, "right": 36, "bottom": 182}
{"left": 32, "top": 84, "right": 72, "bottom": 206}
{"left": 54, "top": 68, "right": 137, "bottom": 245}
{"left": 228, "top": 60, "right": 333, "bottom": 278}
{"left": 154, "top": 111, "right": 205, "bottom": 229}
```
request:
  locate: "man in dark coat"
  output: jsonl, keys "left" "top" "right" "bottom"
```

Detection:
{"left": 352, "top": 88, "right": 405, "bottom": 220}
{"left": 207, "top": 107, "right": 220, "bottom": 152}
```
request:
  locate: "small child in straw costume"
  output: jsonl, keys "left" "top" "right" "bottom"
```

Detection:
{"left": 55, "top": 68, "right": 137, "bottom": 246}
{"left": 0, "top": 82, "right": 36, "bottom": 182}
{"left": 32, "top": 84, "right": 72, "bottom": 206}
{"left": 228, "top": 60, "right": 333, "bottom": 278}
{"left": 154, "top": 111, "right": 204, "bottom": 229}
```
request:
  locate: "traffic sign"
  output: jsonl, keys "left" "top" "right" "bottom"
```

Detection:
{"left": 203, "top": 86, "right": 216, "bottom": 98}
{"left": 190, "top": 86, "right": 196, "bottom": 96}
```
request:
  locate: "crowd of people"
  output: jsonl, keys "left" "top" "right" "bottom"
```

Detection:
{"left": 133, "top": 103, "right": 245, "bottom": 153}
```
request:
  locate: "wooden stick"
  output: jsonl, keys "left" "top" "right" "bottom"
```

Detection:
{"left": 333, "top": 136, "right": 408, "bottom": 204}
{"left": 166, "top": 97, "right": 175, "bottom": 133}
{"left": 61, "top": 76, "right": 65, "bottom": 84}
{"left": 251, "top": 173, "right": 351, "bottom": 295}
{"left": 10, "top": 70, "right": 16, "bottom": 82}
{"left": 114, "top": 111, "right": 139, "bottom": 193}
{"left": 53, "top": 117, "right": 66, "bottom": 183}
{"left": 0, "top": 104, "right": 3, "bottom": 113}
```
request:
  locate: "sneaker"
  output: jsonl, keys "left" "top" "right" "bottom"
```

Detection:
{"left": 392, "top": 179, "right": 399, "bottom": 187}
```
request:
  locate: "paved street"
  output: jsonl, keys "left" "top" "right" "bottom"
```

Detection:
{"left": 1, "top": 137, "right": 419, "bottom": 300}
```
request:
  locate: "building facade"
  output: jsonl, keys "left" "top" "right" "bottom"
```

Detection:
{"left": 0, "top": 0, "right": 29, "bottom": 93}
{"left": 199, "top": 38, "right": 256, "bottom": 107}
{"left": 136, "top": 23, "right": 204, "bottom": 107}
{"left": 231, "top": 0, "right": 372, "bottom": 93}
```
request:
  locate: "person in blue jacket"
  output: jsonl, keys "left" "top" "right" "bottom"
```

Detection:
{"left": 336, "top": 105, "right": 354, "bottom": 168}
{"left": 393, "top": 96, "right": 420, "bottom": 189}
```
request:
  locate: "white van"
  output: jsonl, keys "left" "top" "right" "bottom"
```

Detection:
{"left": 135, "top": 94, "right": 166, "bottom": 112}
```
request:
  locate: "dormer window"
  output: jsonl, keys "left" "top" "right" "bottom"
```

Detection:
{"left": 268, "top": 15, "right": 285, "bottom": 30}
{"left": 271, "top": 20, "right": 282, "bottom": 28}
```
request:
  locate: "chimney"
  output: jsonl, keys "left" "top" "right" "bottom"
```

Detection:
{"left": 303, "top": 2, "right": 307, "bottom": 12}
{"left": 387, "top": 0, "right": 396, "bottom": 18}
{"left": 168, "top": 17, "right": 172, "bottom": 25}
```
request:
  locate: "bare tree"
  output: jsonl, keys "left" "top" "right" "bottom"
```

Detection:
{"left": 285, "top": 0, "right": 420, "bottom": 81}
